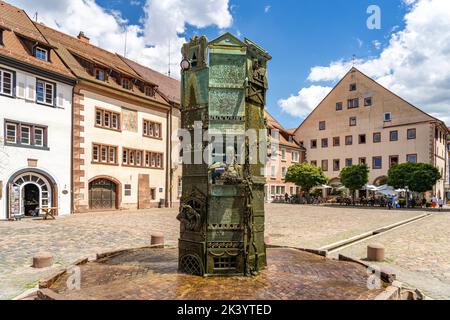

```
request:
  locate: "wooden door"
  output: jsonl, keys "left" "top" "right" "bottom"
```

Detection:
{"left": 89, "top": 179, "right": 116, "bottom": 209}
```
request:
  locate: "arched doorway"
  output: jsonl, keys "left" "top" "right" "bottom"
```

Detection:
{"left": 374, "top": 176, "right": 388, "bottom": 187}
{"left": 8, "top": 170, "right": 55, "bottom": 218}
{"left": 89, "top": 178, "right": 118, "bottom": 210}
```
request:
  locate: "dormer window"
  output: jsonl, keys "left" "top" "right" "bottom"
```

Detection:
{"left": 144, "top": 86, "right": 155, "bottom": 97}
{"left": 95, "top": 68, "right": 106, "bottom": 81}
{"left": 35, "top": 47, "right": 48, "bottom": 62}
{"left": 122, "top": 78, "right": 131, "bottom": 90}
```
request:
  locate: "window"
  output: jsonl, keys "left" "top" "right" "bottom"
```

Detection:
{"left": 345, "top": 158, "right": 353, "bottom": 167}
{"left": 347, "top": 98, "right": 359, "bottom": 109}
{"left": 92, "top": 143, "right": 117, "bottom": 165}
{"left": 336, "top": 102, "right": 343, "bottom": 111}
{"left": 122, "top": 78, "right": 131, "bottom": 90}
{"left": 20, "top": 126, "right": 30, "bottom": 145}
{"left": 5, "top": 121, "right": 47, "bottom": 148}
{"left": 124, "top": 184, "right": 132, "bottom": 196}
{"left": 35, "top": 47, "right": 48, "bottom": 61}
{"left": 0, "top": 68, "right": 13, "bottom": 96}
{"left": 359, "top": 157, "right": 367, "bottom": 165}
{"left": 349, "top": 83, "right": 357, "bottom": 91}
{"left": 270, "top": 166, "right": 276, "bottom": 178}
{"left": 407, "top": 128, "right": 416, "bottom": 140}
{"left": 389, "top": 155, "right": 399, "bottom": 168}
{"left": 373, "top": 132, "right": 381, "bottom": 143}
{"left": 310, "top": 139, "right": 317, "bottom": 149}
{"left": 373, "top": 156, "right": 382, "bottom": 169}
{"left": 95, "top": 68, "right": 106, "bottom": 81}
{"left": 384, "top": 113, "right": 392, "bottom": 122}
{"left": 95, "top": 108, "right": 121, "bottom": 131}
{"left": 123, "top": 148, "right": 164, "bottom": 169}
{"left": 36, "top": 79, "right": 54, "bottom": 106}
{"left": 311, "top": 160, "right": 317, "bottom": 166}
{"left": 292, "top": 151, "right": 299, "bottom": 162}
{"left": 319, "top": 121, "right": 326, "bottom": 131}
{"left": 333, "top": 159, "right": 340, "bottom": 171}
{"left": 143, "top": 120, "right": 162, "bottom": 138}
{"left": 321, "top": 160, "right": 329, "bottom": 172}
{"left": 407, "top": 154, "right": 418, "bottom": 163}
{"left": 359, "top": 134, "right": 366, "bottom": 144}
{"left": 0, "top": 29, "right": 3, "bottom": 46}
{"left": 281, "top": 148, "right": 286, "bottom": 160}
{"left": 281, "top": 167, "right": 286, "bottom": 179}
{"left": 333, "top": 137, "right": 340, "bottom": 147}
{"left": 345, "top": 135, "right": 353, "bottom": 146}
{"left": 390, "top": 130, "right": 398, "bottom": 141}
{"left": 151, "top": 188, "right": 156, "bottom": 200}
{"left": 349, "top": 117, "right": 357, "bottom": 126}
{"left": 144, "top": 86, "right": 155, "bottom": 97}
{"left": 321, "top": 138, "right": 328, "bottom": 148}
{"left": 34, "top": 127, "right": 44, "bottom": 147}
{"left": 364, "top": 97, "right": 373, "bottom": 106}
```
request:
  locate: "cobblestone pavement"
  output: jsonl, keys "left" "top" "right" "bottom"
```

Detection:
{"left": 0, "top": 204, "right": 424, "bottom": 299}
{"left": 45, "top": 248, "right": 384, "bottom": 300}
{"left": 333, "top": 213, "right": 450, "bottom": 300}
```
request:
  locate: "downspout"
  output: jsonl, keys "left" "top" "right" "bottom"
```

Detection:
{"left": 165, "top": 107, "right": 170, "bottom": 208}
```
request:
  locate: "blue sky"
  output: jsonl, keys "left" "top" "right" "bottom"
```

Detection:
{"left": 96, "top": 0, "right": 410, "bottom": 129}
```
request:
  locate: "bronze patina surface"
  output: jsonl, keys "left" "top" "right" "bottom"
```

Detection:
{"left": 178, "top": 33, "right": 271, "bottom": 276}
{"left": 42, "top": 248, "right": 385, "bottom": 300}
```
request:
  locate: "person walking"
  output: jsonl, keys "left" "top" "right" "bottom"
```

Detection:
{"left": 438, "top": 198, "right": 444, "bottom": 211}
{"left": 285, "top": 193, "right": 290, "bottom": 204}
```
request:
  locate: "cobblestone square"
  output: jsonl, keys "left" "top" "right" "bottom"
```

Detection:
{"left": 0, "top": 204, "right": 447, "bottom": 300}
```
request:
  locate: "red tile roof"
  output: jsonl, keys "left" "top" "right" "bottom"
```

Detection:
{"left": 0, "top": 0, "right": 74, "bottom": 78}
{"left": 120, "top": 55, "right": 180, "bottom": 105}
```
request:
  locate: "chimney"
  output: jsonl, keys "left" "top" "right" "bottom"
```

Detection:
{"left": 77, "top": 31, "right": 90, "bottom": 43}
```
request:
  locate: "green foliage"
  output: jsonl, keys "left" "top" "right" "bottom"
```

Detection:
{"left": 285, "top": 163, "right": 327, "bottom": 193}
{"left": 340, "top": 165, "right": 369, "bottom": 192}
{"left": 388, "top": 162, "right": 441, "bottom": 193}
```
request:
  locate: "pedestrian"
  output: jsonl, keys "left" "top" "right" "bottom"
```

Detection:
{"left": 431, "top": 195, "right": 438, "bottom": 208}
{"left": 285, "top": 193, "right": 290, "bottom": 204}
{"left": 438, "top": 198, "right": 444, "bottom": 211}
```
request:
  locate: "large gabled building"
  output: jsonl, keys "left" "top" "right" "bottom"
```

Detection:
{"left": 0, "top": 0, "right": 76, "bottom": 219}
{"left": 294, "top": 67, "right": 449, "bottom": 199}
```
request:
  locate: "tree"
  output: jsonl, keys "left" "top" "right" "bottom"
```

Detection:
{"left": 340, "top": 165, "right": 369, "bottom": 204}
{"left": 285, "top": 163, "right": 327, "bottom": 196}
{"left": 389, "top": 162, "right": 441, "bottom": 194}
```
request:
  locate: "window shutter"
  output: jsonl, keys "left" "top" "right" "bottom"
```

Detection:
{"left": 57, "top": 92, "right": 64, "bottom": 108}
{"left": 16, "top": 73, "right": 26, "bottom": 99}
{"left": 26, "top": 76, "right": 36, "bottom": 101}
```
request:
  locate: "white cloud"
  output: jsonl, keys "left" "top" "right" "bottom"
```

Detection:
{"left": 280, "top": 0, "right": 450, "bottom": 125}
{"left": 372, "top": 40, "right": 382, "bottom": 50}
{"left": 278, "top": 85, "right": 332, "bottom": 118}
{"left": 9, "top": 0, "right": 233, "bottom": 77}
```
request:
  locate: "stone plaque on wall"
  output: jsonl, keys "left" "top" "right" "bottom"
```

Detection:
{"left": 122, "top": 107, "right": 138, "bottom": 132}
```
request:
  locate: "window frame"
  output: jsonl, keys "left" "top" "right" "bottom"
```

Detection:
{"left": 364, "top": 97, "right": 373, "bottom": 106}
{"left": 407, "top": 128, "right": 417, "bottom": 140}
{"left": 345, "top": 135, "right": 353, "bottom": 146}
{"left": 373, "top": 132, "right": 381, "bottom": 143}
{"left": 321, "top": 138, "right": 328, "bottom": 148}
{"left": 349, "top": 117, "right": 357, "bottom": 127}
{"left": 319, "top": 121, "right": 326, "bottom": 131}
{"left": 122, "top": 147, "right": 164, "bottom": 169}
{"left": 4, "top": 120, "right": 48, "bottom": 149}
{"left": 91, "top": 143, "right": 118, "bottom": 165}
{"left": 389, "top": 155, "right": 399, "bottom": 168}
{"left": 95, "top": 107, "right": 121, "bottom": 131}
{"left": 333, "top": 136, "right": 340, "bottom": 147}
{"left": 359, "top": 157, "right": 367, "bottom": 165}
{"left": 345, "top": 158, "right": 353, "bottom": 167}
{"left": 36, "top": 78, "right": 55, "bottom": 106}
{"left": 0, "top": 67, "right": 15, "bottom": 97}
{"left": 310, "top": 139, "right": 318, "bottom": 149}
{"left": 143, "top": 119, "right": 162, "bottom": 139}
{"left": 406, "top": 154, "right": 418, "bottom": 163}
{"left": 384, "top": 112, "right": 392, "bottom": 122}
{"left": 321, "top": 160, "right": 329, "bottom": 172}
{"left": 333, "top": 159, "right": 340, "bottom": 171}
{"left": 34, "top": 46, "right": 49, "bottom": 62}
{"left": 349, "top": 83, "right": 357, "bottom": 91}
{"left": 122, "top": 78, "right": 132, "bottom": 90}
{"left": 390, "top": 130, "right": 399, "bottom": 142}
{"left": 372, "top": 156, "right": 383, "bottom": 170}
{"left": 358, "top": 134, "right": 367, "bottom": 145}
{"left": 336, "top": 102, "right": 343, "bottom": 111}
{"left": 347, "top": 98, "right": 359, "bottom": 109}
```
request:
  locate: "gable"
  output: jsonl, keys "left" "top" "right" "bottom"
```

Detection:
{"left": 208, "top": 32, "right": 246, "bottom": 49}
{"left": 295, "top": 68, "right": 435, "bottom": 135}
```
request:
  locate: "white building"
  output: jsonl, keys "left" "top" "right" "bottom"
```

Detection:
{"left": 0, "top": 1, "right": 75, "bottom": 219}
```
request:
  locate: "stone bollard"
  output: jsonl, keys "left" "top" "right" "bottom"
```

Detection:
{"left": 151, "top": 232, "right": 165, "bottom": 248}
{"left": 367, "top": 243, "right": 385, "bottom": 262}
{"left": 264, "top": 236, "right": 270, "bottom": 246}
{"left": 32, "top": 252, "right": 53, "bottom": 268}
